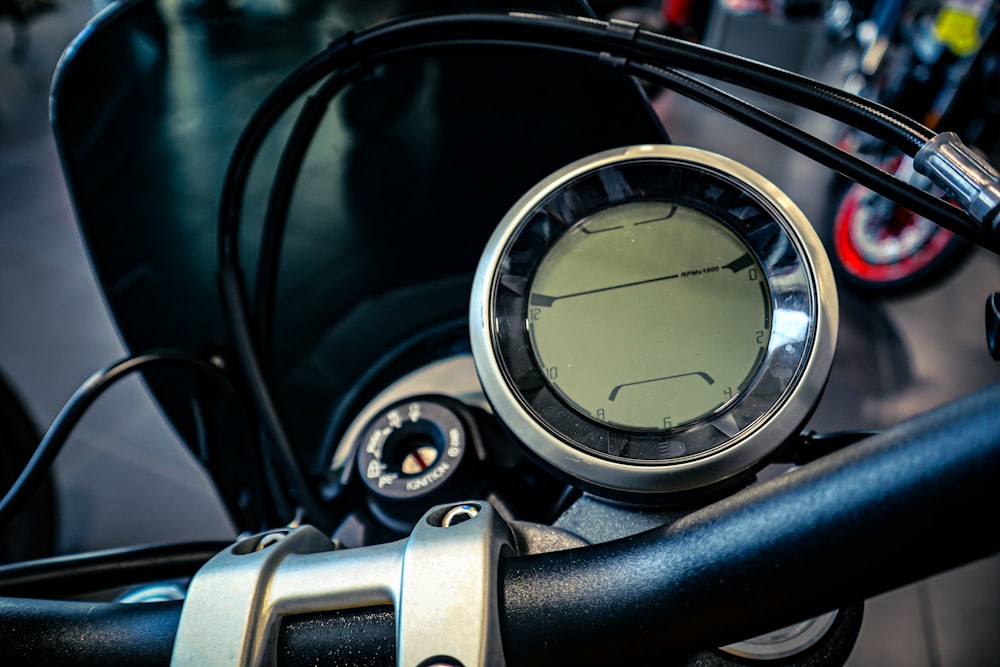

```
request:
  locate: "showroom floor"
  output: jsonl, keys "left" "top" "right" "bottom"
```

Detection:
{"left": 0, "top": 1, "right": 998, "bottom": 665}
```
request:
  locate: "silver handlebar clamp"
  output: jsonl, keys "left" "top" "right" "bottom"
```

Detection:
{"left": 171, "top": 501, "right": 514, "bottom": 667}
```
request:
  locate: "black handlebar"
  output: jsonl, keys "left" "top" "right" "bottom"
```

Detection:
{"left": 2, "top": 381, "right": 998, "bottom": 666}
{"left": 0, "top": 596, "right": 181, "bottom": 666}
{"left": 502, "top": 380, "right": 1000, "bottom": 665}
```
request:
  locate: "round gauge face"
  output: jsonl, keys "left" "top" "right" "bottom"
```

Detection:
{"left": 527, "top": 201, "right": 771, "bottom": 431}
{"left": 470, "top": 145, "right": 837, "bottom": 498}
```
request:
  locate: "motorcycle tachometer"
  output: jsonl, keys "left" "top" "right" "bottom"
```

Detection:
{"left": 470, "top": 145, "right": 838, "bottom": 498}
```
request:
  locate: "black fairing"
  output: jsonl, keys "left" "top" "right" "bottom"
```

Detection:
{"left": 49, "top": 0, "right": 667, "bottom": 528}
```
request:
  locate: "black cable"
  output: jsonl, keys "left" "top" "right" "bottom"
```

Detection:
{"left": 629, "top": 27, "right": 934, "bottom": 151}
{"left": 238, "top": 38, "right": 624, "bottom": 526}
{"left": 217, "top": 269, "right": 334, "bottom": 531}
{"left": 232, "top": 12, "right": 993, "bottom": 295}
{"left": 187, "top": 381, "right": 273, "bottom": 532}
{"left": 260, "top": 428, "right": 295, "bottom": 524}
{"left": 0, "top": 541, "right": 230, "bottom": 598}
{"left": 222, "top": 11, "right": 954, "bottom": 280}
{"left": 250, "top": 38, "right": 1000, "bottom": 357}
{"left": 218, "top": 12, "right": 999, "bottom": 535}
{"left": 214, "top": 43, "right": 365, "bottom": 531}
{"left": 334, "top": 13, "right": 936, "bottom": 151}
{"left": 0, "top": 352, "right": 236, "bottom": 526}
{"left": 253, "top": 69, "right": 364, "bottom": 358}
{"left": 627, "top": 64, "right": 1000, "bottom": 253}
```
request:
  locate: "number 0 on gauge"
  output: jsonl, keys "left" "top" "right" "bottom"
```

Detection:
{"left": 470, "top": 145, "right": 838, "bottom": 498}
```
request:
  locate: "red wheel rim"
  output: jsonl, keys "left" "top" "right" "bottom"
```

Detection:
{"left": 833, "top": 183, "right": 954, "bottom": 284}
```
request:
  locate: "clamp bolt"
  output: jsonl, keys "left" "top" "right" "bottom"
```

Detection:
{"left": 440, "top": 504, "right": 479, "bottom": 527}
{"left": 256, "top": 530, "right": 289, "bottom": 551}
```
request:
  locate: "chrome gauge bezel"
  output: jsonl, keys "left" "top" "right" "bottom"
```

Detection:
{"left": 470, "top": 145, "right": 838, "bottom": 497}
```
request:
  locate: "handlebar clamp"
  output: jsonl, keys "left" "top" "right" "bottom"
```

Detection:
{"left": 171, "top": 502, "right": 514, "bottom": 667}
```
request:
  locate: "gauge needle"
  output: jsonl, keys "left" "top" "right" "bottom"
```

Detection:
{"left": 532, "top": 254, "right": 753, "bottom": 307}
{"left": 723, "top": 253, "right": 754, "bottom": 272}
{"left": 609, "top": 371, "right": 715, "bottom": 401}
{"left": 530, "top": 272, "right": 680, "bottom": 307}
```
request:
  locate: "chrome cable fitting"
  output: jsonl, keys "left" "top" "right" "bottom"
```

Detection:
{"left": 914, "top": 132, "right": 1000, "bottom": 232}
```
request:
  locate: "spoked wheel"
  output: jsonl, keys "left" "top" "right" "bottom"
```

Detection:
{"left": 825, "top": 178, "right": 971, "bottom": 297}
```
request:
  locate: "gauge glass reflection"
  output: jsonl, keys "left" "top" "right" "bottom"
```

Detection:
{"left": 526, "top": 201, "right": 772, "bottom": 431}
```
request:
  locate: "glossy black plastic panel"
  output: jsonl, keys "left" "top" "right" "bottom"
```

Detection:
{"left": 49, "top": 0, "right": 666, "bottom": 482}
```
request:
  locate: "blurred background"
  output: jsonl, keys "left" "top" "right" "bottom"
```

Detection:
{"left": 0, "top": 0, "right": 998, "bottom": 664}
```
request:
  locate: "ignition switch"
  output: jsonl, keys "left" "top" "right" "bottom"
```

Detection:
{"left": 356, "top": 396, "right": 476, "bottom": 507}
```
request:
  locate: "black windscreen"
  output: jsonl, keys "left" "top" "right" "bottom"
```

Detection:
{"left": 51, "top": 0, "right": 667, "bottom": 476}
